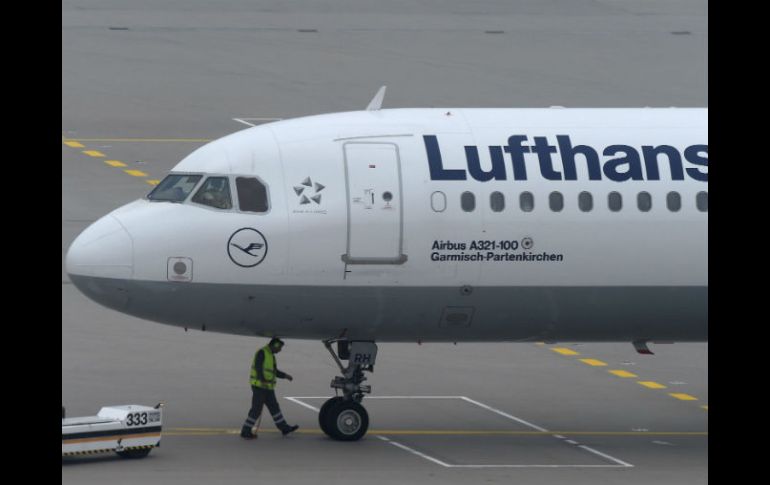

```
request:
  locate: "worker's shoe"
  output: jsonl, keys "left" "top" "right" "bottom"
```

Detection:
{"left": 281, "top": 425, "right": 299, "bottom": 436}
{"left": 240, "top": 426, "right": 257, "bottom": 440}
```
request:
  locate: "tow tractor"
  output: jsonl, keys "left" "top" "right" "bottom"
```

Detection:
{"left": 62, "top": 404, "right": 163, "bottom": 458}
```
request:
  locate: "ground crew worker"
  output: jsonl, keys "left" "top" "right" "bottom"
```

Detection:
{"left": 240, "top": 337, "right": 299, "bottom": 439}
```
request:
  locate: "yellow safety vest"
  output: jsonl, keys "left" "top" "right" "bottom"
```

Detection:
{"left": 250, "top": 346, "right": 276, "bottom": 390}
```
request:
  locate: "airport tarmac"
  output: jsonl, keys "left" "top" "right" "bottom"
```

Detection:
{"left": 63, "top": 1, "right": 707, "bottom": 483}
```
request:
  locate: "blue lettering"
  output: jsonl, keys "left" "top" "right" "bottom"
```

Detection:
{"left": 424, "top": 135, "right": 466, "bottom": 180}
{"left": 532, "top": 136, "right": 561, "bottom": 181}
{"left": 558, "top": 135, "right": 602, "bottom": 180}
{"left": 642, "top": 145, "right": 685, "bottom": 181}
{"left": 603, "top": 145, "right": 644, "bottom": 182}
{"left": 504, "top": 135, "right": 530, "bottom": 180}
{"left": 465, "top": 145, "right": 507, "bottom": 181}
{"left": 684, "top": 144, "right": 708, "bottom": 182}
{"left": 424, "top": 134, "right": 707, "bottom": 183}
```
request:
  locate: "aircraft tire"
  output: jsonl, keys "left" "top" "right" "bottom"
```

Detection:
{"left": 326, "top": 400, "right": 369, "bottom": 441}
{"left": 319, "top": 397, "right": 344, "bottom": 438}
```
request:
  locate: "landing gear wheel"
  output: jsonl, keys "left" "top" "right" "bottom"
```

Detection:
{"left": 326, "top": 400, "right": 369, "bottom": 441}
{"left": 116, "top": 448, "right": 152, "bottom": 459}
{"left": 319, "top": 397, "right": 344, "bottom": 437}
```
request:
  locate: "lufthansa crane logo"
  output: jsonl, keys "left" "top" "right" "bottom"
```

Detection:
{"left": 227, "top": 228, "right": 268, "bottom": 267}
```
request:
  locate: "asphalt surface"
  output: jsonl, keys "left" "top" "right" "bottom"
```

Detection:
{"left": 62, "top": 1, "right": 707, "bottom": 483}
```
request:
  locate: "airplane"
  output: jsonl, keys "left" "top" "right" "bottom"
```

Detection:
{"left": 65, "top": 87, "right": 708, "bottom": 441}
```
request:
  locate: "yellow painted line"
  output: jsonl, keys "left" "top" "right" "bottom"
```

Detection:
{"left": 669, "top": 393, "right": 698, "bottom": 401}
{"left": 638, "top": 381, "right": 667, "bottom": 389}
{"left": 64, "top": 138, "right": 212, "bottom": 143}
{"left": 579, "top": 358, "right": 608, "bottom": 367}
{"left": 164, "top": 427, "right": 707, "bottom": 437}
{"left": 170, "top": 427, "right": 234, "bottom": 432}
{"left": 105, "top": 160, "right": 127, "bottom": 167}
{"left": 82, "top": 150, "right": 105, "bottom": 157}
{"left": 550, "top": 347, "right": 580, "bottom": 356}
{"left": 146, "top": 179, "right": 160, "bottom": 186}
{"left": 608, "top": 370, "right": 638, "bottom": 378}
{"left": 63, "top": 141, "right": 84, "bottom": 148}
{"left": 124, "top": 169, "right": 148, "bottom": 177}
{"left": 701, "top": 405, "right": 708, "bottom": 411}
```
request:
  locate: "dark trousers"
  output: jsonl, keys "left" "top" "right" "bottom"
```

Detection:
{"left": 242, "top": 386, "right": 289, "bottom": 432}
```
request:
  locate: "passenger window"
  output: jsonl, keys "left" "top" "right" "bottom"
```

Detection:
{"left": 431, "top": 191, "right": 447, "bottom": 212}
{"left": 696, "top": 191, "right": 708, "bottom": 212}
{"left": 192, "top": 177, "right": 232, "bottom": 210}
{"left": 461, "top": 191, "right": 476, "bottom": 212}
{"left": 236, "top": 177, "right": 269, "bottom": 213}
{"left": 549, "top": 191, "right": 564, "bottom": 212}
{"left": 520, "top": 192, "right": 534, "bottom": 212}
{"left": 147, "top": 174, "right": 202, "bottom": 202}
{"left": 666, "top": 191, "right": 681, "bottom": 212}
{"left": 637, "top": 192, "right": 652, "bottom": 212}
{"left": 608, "top": 191, "right": 622, "bottom": 212}
{"left": 490, "top": 192, "right": 505, "bottom": 212}
{"left": 578, "top": 191, "right": 593, "bottom": 212}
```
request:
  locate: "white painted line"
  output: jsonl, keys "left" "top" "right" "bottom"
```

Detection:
{"left": 578, "top": 445, "right": 634, "bottom": 468}
{"left": 287, "top": 396, "right": 463, "bottom": 400}
{"left": 377, "top": 436, "right": 452, "bottom": 468}
{"left": 447, "top": 464, "right": 630, "bottom": 469}
{"left": 460, "top": 396, "right": 632, "bottom": 467}
{"left": 289, "top": 395, "right": 634, "bottom": 469}
{"left": 378, "top": 434, "right": 626, "bottom": 469}
{"left": 284, "top": 397, "right": 320, "bottom": 412}
{"left": 233, "top": 117, "right": 282, "bottom": 127}
{"left": 361, "top": 396, "right": 465, "bottom": 399}
{"left": 459, "top": 396, "right": 549, "bottom": 432}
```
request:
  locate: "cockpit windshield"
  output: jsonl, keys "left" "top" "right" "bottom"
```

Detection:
{"left": 191, "top": 176, "right": 232, "bottom": 210}
{"left": 147, "top": 174, "right": 202, "bottom": 202}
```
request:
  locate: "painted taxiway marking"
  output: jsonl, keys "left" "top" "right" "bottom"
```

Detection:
{"left": 669, "top": 393, "right": 698, "bottom": 401}
{"left": 233, "top": 117, "right": 282, "bottom": 127}
{"left": 550, "top": 347, "right": 580, "bottom": 356}
{"left": 542, "top": 345, "right": 705, "bottom": 411}
{"left": 165, "top": 427, "right": 708, "bottom": 437}
{"left": 286, "top": 396, "right": 634, "bottom": 468}
{"left": 638, "top": 381, "right": 667, "bottom": 389}
{"left": 124, "top": 169, "right": 148, "bottom": 177}
{"left": 608, "top": 370, "right": 638, "bottom": 378}
{"left": 63, "top": 137, "right": 212, "bottom": 143}
{"left": 63, "top": 139, "right": 158, "bottom": 185}
{"left": 701, "top": 405, "right": 708, "bottom": 411}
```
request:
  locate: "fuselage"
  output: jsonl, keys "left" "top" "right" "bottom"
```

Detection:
{"left": 66, "top": 108, "right": 708, "bottom": 342}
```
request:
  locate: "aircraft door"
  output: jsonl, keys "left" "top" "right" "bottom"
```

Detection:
{"left": 342, "top": 142, "right": 407, "bottom": 264}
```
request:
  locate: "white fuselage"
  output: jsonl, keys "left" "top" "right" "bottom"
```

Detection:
{"left": 66, "top": 108, "right": 707, "bottom": 342}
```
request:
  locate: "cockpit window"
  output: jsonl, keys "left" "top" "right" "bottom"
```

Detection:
{"left": 191, "top": 177, "right": 232, "bottom": 210}
{"left": 147, "top": 174, "right": 202, "bottom": 202}
{"left": 236, "top": 177, "right": 269, "bottom": 212}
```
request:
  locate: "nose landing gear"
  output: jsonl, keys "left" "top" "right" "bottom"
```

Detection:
{"left": 319, "top": 340, "right": 377, "bottom": 441}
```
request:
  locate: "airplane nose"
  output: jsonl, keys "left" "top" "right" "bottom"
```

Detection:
{"left": 66, "top": 215, "right": 133, "bottom": 279}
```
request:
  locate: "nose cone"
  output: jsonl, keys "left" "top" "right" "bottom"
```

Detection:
{"left": 66, "top": 215, "right": 134, "bottom": 279}
{"left": 66, "top": 215, "right": 134, "bottom": 312}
